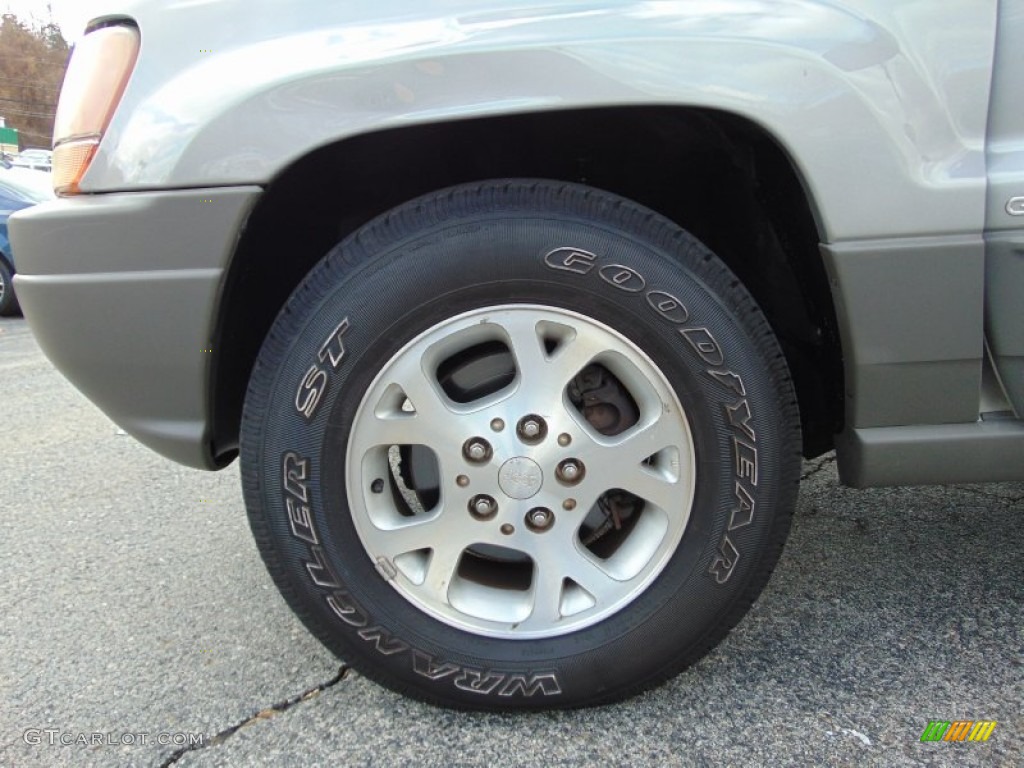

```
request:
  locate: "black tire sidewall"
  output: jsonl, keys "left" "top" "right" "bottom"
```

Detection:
{"left": 243, "top": 183, "right": 797, "bottom": 708}
{"left": 0, "top": 259, "right": 16, "bottom": 316}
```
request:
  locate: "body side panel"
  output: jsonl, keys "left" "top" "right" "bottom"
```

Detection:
{"left": 9, "top": 187, "right": 261, "bottom": 468}
{"left": 84, "top": 0, "right": 996, "bottom": 243}
{"left": 837, "top": 421, "right": 1024, "bottom": 487}
{"left": 822, "top": 236, "right": 984, "bottom": 428}
{"left": 23, "top": 0, "right": 1003, "bottom": 481}
{"left": 984, "top": 0, "right": 1024, "bottom": 416}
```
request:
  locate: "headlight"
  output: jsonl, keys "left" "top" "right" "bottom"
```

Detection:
{"left": 52, "top": 24, "right": 139, "bottom": 196}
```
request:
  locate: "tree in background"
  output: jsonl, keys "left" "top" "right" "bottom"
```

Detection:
{"left": 0, "top": 13, "right": 69, "bottom": 150}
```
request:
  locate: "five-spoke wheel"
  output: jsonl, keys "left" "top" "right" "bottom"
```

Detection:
{"left": 348, "top": 305, "right": 696, "bottom": 637}
{"left": 241, "top": 180, "right": 800, "bottom": 709}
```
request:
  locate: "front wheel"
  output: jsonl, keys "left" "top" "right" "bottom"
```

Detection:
{"left": 241, "top": 180, "right": 801, "bottom": 709}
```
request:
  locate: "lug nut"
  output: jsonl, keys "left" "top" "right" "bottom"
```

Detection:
{"left": 526, "top": 507, "right": 554, "bottom": 532}
{"left": 463, "top": 438, "right": 492, "bottom": 463}
{"left": 469, "top": 494, "right": 498, "bottom": 520}
{"left": 516, "top": 415, "right": 548, "bottom": 443}
{"left": 556, "top": 459, "right": 584, "bottom": 485}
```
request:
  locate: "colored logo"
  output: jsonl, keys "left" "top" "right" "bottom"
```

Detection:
{"left": 920, "top": 721, "right": 997, "bottom": 742}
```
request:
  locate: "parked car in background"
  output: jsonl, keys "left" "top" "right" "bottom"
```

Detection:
{"left": 11, "top": 149, "right": 53, "bottom": 172}
{"left": 0, "top": 166, "right": 53, "bottom": 315}
{"left": 9, "top": 0, "right": 1024, "bottom": 710}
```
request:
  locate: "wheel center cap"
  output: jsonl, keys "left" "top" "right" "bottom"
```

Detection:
{"left": 498, "top": 457, "right": 543, "bottom": 500}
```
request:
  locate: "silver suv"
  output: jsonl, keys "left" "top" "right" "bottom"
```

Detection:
{"left": 10, "top": 0, "right": 1023, "bottom": 709}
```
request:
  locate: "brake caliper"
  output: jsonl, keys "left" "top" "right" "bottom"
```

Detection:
{"left": 568, "top": 364, "right": 639, "bottom": 436}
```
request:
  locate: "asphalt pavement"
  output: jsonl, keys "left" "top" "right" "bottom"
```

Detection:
{"left": 1, "top": 316, "right": 1021, "bottom": 767}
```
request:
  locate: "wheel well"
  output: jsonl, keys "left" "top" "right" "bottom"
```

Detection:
{"left": 210, "top": 106, "right": 843, "bottom": 465}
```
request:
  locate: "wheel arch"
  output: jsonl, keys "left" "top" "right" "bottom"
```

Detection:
{"left": 209, "top": 106, "right": 844, "bottom": 466}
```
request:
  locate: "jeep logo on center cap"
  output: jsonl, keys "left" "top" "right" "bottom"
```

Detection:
{"left": 499, "top": 457, "right": 543, "bottom": 500}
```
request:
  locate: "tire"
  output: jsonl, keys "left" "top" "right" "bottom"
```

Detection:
{"left": 0, "top": 258, "right": 19, "bottom": 316}
{"left": 241, "top": 180, "right": 801, "bottom": 710}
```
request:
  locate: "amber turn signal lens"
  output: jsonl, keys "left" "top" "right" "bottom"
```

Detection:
{"left": 51, "top": 140, "right": 99, "bottom": 196}
{"left": 52, "top": 24, "right": 140, "bottom": 196}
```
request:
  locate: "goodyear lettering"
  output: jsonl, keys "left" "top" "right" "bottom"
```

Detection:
{"left": 728, "top": 482, "right": 756, "bottom": 530}
{"left": 599, "top": 264, "right": 646, "bottom": 292}
{"left": 646, "top": 290, "right": 689, "bottom": 324}
{"left": 726, "top": 399, "right": 756, "bottom": 441}
{"left": 680, "top": 327, "right": 724, "bottom": 366}
{"left": 544, "top": 245, "right": 762, "bottom": 585}
{"left": 709, "top": 536, "right": 740, "bottom": 584}
{"left": 708, "top": 369, "right": 746, "bottom": 396}
{"left": 544, "top": 247, "right": 597, "bottom": 275}
{"left": 734, "top": 438, "right": 758, "bottom": 485}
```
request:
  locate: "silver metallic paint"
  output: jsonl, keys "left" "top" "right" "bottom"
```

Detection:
{"left": 11, "top": 187, "right": 261, "bottom": 468}
{"left": 12, "top": 0, "right": 1023, "bottom": 484}
{"left": 83, "top": 0, "right": 996, "bottom": 242}
{"left": 984, "top": 0, "right": 1024, "bottom": 417}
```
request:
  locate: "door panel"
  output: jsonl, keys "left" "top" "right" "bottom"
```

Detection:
{"left": 985, "top": 0, "right": 1024, "bottom": 415}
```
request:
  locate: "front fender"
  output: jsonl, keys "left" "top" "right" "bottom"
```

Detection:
{"left": 84, "top": 0, "right": 996, "bottom": 242}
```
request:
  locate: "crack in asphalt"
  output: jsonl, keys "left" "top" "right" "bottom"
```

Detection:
{"left": 800, "top": 455, "right": 837, "bottom": 482}
{"left": 159, "top": 665, "right": 349, "bottom": 767}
